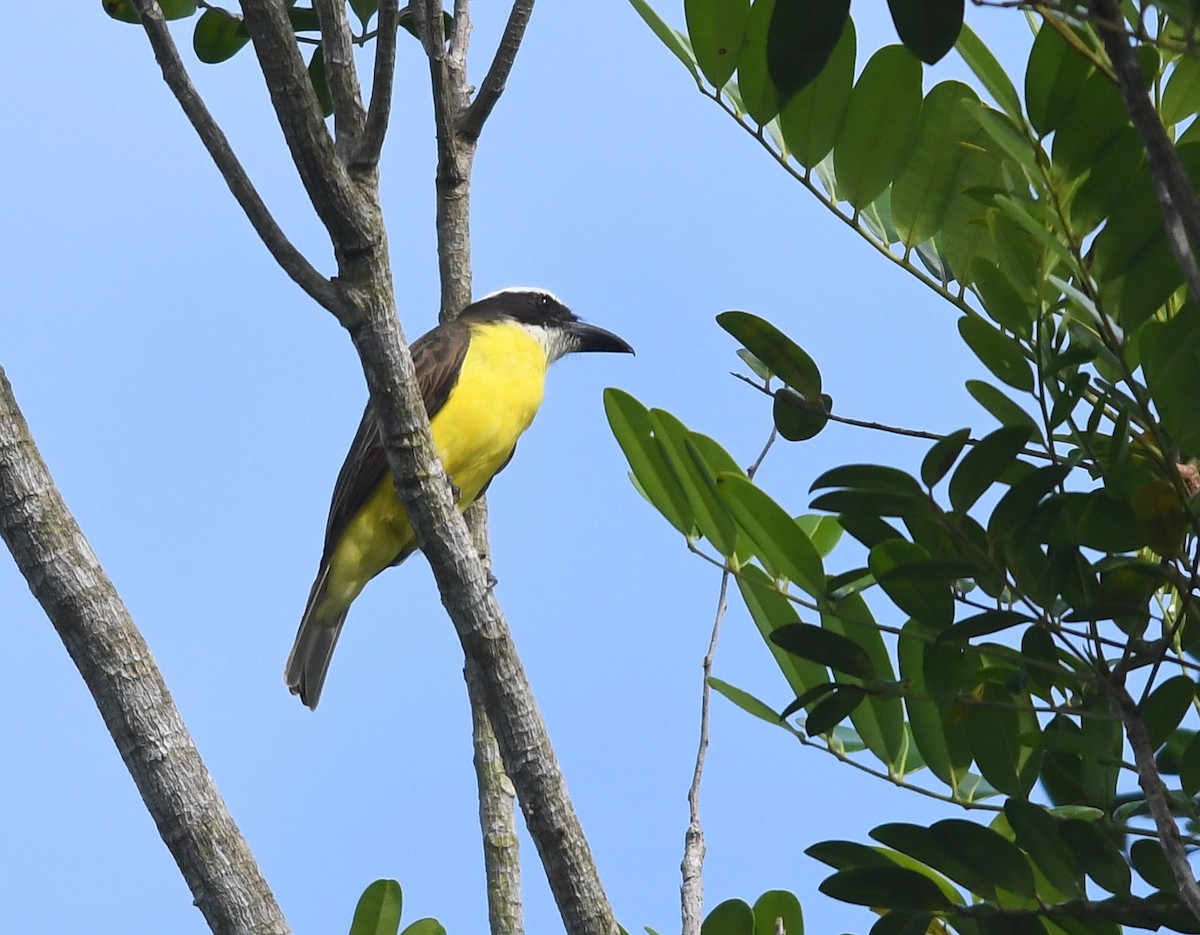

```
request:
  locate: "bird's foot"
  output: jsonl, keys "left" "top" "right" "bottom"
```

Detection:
{"left": 486, "top": 571, "right": 499, "bottom": 591}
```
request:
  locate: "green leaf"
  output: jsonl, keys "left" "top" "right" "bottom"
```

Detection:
{"left": 779, "top": 17, "right": 856, "bottom": 168}
{"left": 1129, "top": 839, "right": 1177, "bottom": 892}
{"left": 685, "top": 0, "right": 750, "bottom": 89}
{"left": 797, "top": 514, "right": 842, "bottom": 557}
{"left": 701, "top": 898, "right": 755, "bottom": 935}
{"left": 1048, "top": 490, "right": 1143, "bottom": 553}
{"left": 890, "top": 82, "right": 979, "bottom": 249}
{"left": 603, "top": 389, "right": 695, "bottom": 537}
{"left": 807, "top": 838, "right": 896, "bottom": 870}
{"left": 629, "top": 0, "right": 702, "bottom": 82}
{"left": 753, "top": 890, "right": 803, "bottom": 935}
{"left": 887, "top": 0, "right": 963, "bottom": 64}
{"left": 900, "top": 620, "right": 971, "bottom": 789}
{"left": 955, "top": 24, "right": 1021, "bottom": 119}
{"left": 193, "top": 7, "right": 250, "bottom": 64}
{"left": 709, "top": 676, "right": 782, "bottom": 725}
{"left": 161, "top": 0, "right": 197, "bottom": 18}
{"left": 715, "top": 472, "right": 825, "bottom": 593}
{"left": 822, "top": 592, "right": 904, "bottom": 764}
{"left": 1181, "top": 730, "right": 1200, "bottom": 797}
{"left": 289, "top": 5, "right": 322, "bottom": 31}
{"left": 920, "top": 429, "right": 971, "bottom": 488}
{"left": 102, "top": 0, "right": 142, "bottom": 24}
{"left": 1025, "top": 21, "right": 1093, "bottom": 136}
{"left": 309, "top": 45, "right": 333, "bottom": 118}
{"left": 868, "top": 539, "right": 953, "bottom": 631}
{"left": 1059, "top": 819, "right": 1131, "bottom": 895}
{"left": 970, "top": 259, "right": 1037, "bottom": 337}
{"left": 773, "top": 386, "right": 829, "bottom": 441}
{"left": 834, "top": 45, "right": 923, "bottom": 210}
{"left": 1071, "top": 128, "right": 1144, "bottom": 235}
{"left": 1162, "top": 55, "right": 1200, "bottom": 125}
{"left": 1052, "top": 67, "right": 1130, "bottom": 180}
{"left": 930, "top": 818, "right": 1036, "bottom": 898}
{"left": 770, "top": 623, "right": 877, "bottom": 680}
{"left": 716, "top": 311, "right": 822, "bottom": 398}
{"left": 1141, "top": 676, "right": 1197, "bottom": 751}
{"left": 937, "top": 609, "right": 1031, "bottom": 643}
{"left": 349, "top": 0, "right": 378, "bottom": 28}
{"left": 819, "top": 865, "right": 953, "bottom": 911}
{"left": 398, "top": 922, "right": 445, "bottom": 935}
{"left": 968, "top": 682, "right": 1035, "bottom": 798}
{"left": 1004, "top": 799, "right": 1084, "bottom": 899}
{"left": 948, "top": 425, "right": 1032, "bottom": 513}
{"left": 1141, "top": 300, "right": 1200, "bottom": 458}
{"left": 966, "top": 380, "right": 1042, "bottom": 439}
{"left": 349, "top": 880, "right": 402, "bottom": 935}
{"left": 737, "top": 565, "right": 828, "bottom": 700}
{"left": 652, "top": 411, "right": 738, "bottom": 555}
{"left": 765, "top": 0, "right": 850, "bottom": 101}
{"left": 958, "top": 316, "right": 1033, "bottom": 392}
{"left": 736, "top": 0, "right": 782, "bottom": 124}
{"left": 805, "top": 684, "right": 866, "bottom": 735}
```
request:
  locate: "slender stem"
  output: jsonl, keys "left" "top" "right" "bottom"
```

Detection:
{"left": 356, "top": 0, "right": 400, "bottom": 168}
{"left": 0, "top": 365, "right": 290, "bottom": 935}
{"left": 680, "top": 572, "right": 728, "bottom": 935}
{"left": 1114, "top": 679, "right": 1200, "bottom": 921}
{"left": 1090, "top": 0, "right": 1200, "bottom": 303}
{"left": 459, "top": 0, "right": 537, "bottom": 141}
{"left": 127, "top": 0, "right": 338, "bottom": 312}
{"left": 681, "top": 421, "right": 775, "bottom": 935}
{"left": 239, "top": 0, "right": 375, "bottom": 261}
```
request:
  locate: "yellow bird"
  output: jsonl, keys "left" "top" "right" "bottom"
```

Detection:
{"left": 286, "top": 288, "right": 634, "bottom": 708}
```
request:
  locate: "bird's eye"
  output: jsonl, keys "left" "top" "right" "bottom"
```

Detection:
{"left": 538, "top": 294, "right": 552, "bottom": 308}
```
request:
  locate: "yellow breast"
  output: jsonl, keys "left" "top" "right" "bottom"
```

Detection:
{"left": 318, "top": 320, "right": 550, "bottom": 617}
{"left": 432, "top": 320, "right": 549, "bottom": 501}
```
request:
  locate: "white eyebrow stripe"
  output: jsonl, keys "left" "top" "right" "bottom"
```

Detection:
{"left": 478, "top": 286, "right": 564, "bottom": 305}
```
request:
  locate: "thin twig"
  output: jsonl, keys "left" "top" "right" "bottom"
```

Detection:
{"left": 459, "top": 0, "right": 536, "bottom": 141}
{"left": 1090, "top": 0, "right": 1200, "bottom": 304}
{"left": 682, "top": 421, "right": 775, "bottom": 935}
{"left": 1114, "top": 680, "right": 1200, "bottom": 921}
{"left": 680, "top": 571, "right": 729, "bottom": 935}
{"left": 356, "top": 0, "right": 400, "bottom": 168}
{"left": 128, "top": 0, "right": 338, "bottom": 312}
{"left": 239, "top": 0, "right": 375, "bottom": 260}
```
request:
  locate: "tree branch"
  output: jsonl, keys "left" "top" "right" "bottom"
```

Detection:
{"left": 0, "top": 365, "right": 290, "bottom": 935}
{"left": 238, "top": 0, "right": 376, "bottom": 260}
{"left": 466, "top": 654, "right": 525, "bottom": 935}
{"left": 314, "top": 0, "right": 367, "bottom": 159}
{"left": 356, "top": 0, "right": 400, "bottom": 168}
{"left": 459, "top": 0, "right": 536, "bottom": 142}
{"left": 1087, "top": 0, "right": 1200, "bottom": 303}
{"left": 1114, "top": 680, "right": 1200, "bottom": 921}
{"left": 339, "top": 284, "right": 618, "bottom": 935}
{"left": 128, "top": 0, "right": 338, "bottom": 312}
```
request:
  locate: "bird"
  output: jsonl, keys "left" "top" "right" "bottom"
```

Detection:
{"left": 286, "top": 287, "right": 634, "bottom": 709}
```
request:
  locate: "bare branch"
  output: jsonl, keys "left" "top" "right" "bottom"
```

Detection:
{"left": 459, "top": 0, "right": 536, "bottom": 142}
{"left": 1088, "top": 0, "right": 1200, "bottom": 302}
{"left": 680, "top": 571, "right": 728, "bottom": 935}
{"left": 128, "top": 0, "right": 338, "bottom": 312}
{"left": 356, "top": 0, "right": 400, "bottom": 168}
{"left": 0, "top": 365, "right": 291, "bottom": 935}
{"left": 467, "top": 656, "right": 526, "bottom": 935}
{"left": 314, "top": 0, "right": 367, "bottom": 159}
{"left": 239, "top": 0, "right": 375, "bottom": 260}
{"left": 415, "top": 0, "right": 475, "bottom": 317}
{"left": 340, "top": 284, "right": 618, "bottom": 935}
{"left": 1114, "top": 681, "right": 1200, "bottom": 921}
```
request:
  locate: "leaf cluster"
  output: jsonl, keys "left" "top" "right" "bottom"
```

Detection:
{"left": 618, "top": 2, "right": 1200, "bottom": 932}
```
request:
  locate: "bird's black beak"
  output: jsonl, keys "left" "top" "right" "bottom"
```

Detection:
{"left": 569, "top": 320, "right": 635, "bottom": 355}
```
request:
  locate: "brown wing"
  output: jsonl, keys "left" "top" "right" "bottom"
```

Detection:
{"left": 319, "top": 320, "right": 472, "bottom": 564}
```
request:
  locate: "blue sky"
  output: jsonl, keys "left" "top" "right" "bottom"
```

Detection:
{"left": 2, "top": 4, "right": 1032, "bottom": 933}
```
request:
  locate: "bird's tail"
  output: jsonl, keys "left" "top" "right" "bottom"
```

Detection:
{"left": 285, "top": 565, "right": 348, "bottom": 710}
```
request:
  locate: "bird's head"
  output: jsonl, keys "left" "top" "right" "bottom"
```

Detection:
{"left": 462, "top": 287, "right": 634, "bottom": 362}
